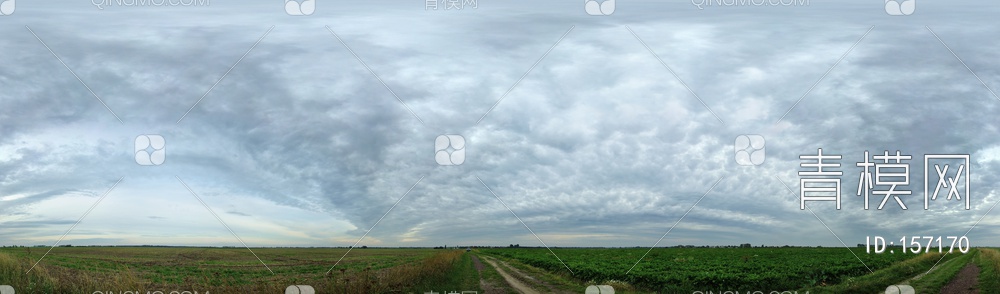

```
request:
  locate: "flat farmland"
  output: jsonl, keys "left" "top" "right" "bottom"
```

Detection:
{"left": 1, "top": 246, "right": 998, "bottom": 293}
{"left": 481, "top": 247, "right": 918, "bottom": 292}
{"left": 476, "top": 247, "right": 1000, "bottom": 293}
{"left": 0, "top": 247, "right": 475, "bottom": 293}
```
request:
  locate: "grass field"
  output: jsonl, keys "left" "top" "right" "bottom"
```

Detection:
{"left": 0, "top": 246, "right": 996, "bottom": 293}
{"left": 0, "top": 246, "right": 476, "bottom": 293}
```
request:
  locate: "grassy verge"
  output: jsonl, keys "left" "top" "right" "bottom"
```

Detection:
{"left": 977, "top": 248, "right": 1000, "bottom": 294}
{"left": 0, "top": 250, "right": 58, "bottom": 293}
{"left": 908, "top": 249, "right": 976, "bottom": 293}
{"left": 800, "top": 251, "right": 959, "bottom": 294}
{"left": 406, "top": 251, "right": 481, "bottom": 293}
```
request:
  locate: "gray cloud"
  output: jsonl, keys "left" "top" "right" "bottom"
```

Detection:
{"left": 1, "top": 0, "right": 999, "bottom": 249}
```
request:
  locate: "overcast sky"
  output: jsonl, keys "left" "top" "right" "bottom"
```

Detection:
{"left": 1, "top": 0, "right": 999, "bottom": 249}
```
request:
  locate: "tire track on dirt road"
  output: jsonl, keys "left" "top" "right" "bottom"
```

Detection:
{"left": 470, "top": 254, "right": 505, "bottom": 294}
{"left": 940, "top": 262, "right": 980, "bottom": 294}
{"left": 477, "top": 255, "right": 540, "bottom": 294}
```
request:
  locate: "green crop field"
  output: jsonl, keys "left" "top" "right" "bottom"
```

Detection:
{"left": 0, "top": 246, "right": 997, "bottom": 293}
{"left": 475, "top": 247, "right": 1000, "bottom": 293}
{"left": 481, "top": 247, "right": 916, "bottom": 292}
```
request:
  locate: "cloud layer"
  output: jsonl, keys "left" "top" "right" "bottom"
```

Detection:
{"left": 1, "top": 0, "right": 999, "bottom": 249}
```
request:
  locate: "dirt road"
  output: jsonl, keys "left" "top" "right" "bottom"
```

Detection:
{"left": 478, "top": 255, "right": 540, "bottom": 294}
{"left": 470, "top": 255, "right": 505, "bottom": 294}
{"left": 940, "top": 263, "right": 980, "bottom": 294}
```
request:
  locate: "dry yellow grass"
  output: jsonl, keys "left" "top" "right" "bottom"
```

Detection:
{"left": 980, "top": 247, "right": 1000, "bottom": 263}
{"left": 330, "top": 249, "right": 466, "bottom": 293}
